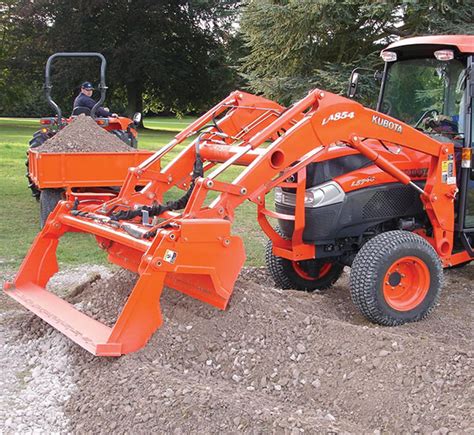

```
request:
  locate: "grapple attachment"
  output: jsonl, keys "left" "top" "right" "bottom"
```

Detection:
{"left": 5, "top": 90, "right": 291, "bottom": 356}
{"left": 5, "top": 204, "right": 245, "bottom": 355}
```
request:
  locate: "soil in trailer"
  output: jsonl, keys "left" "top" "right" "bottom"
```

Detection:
{"left": 35, "top": 114, "right": 133, "bottom": 153}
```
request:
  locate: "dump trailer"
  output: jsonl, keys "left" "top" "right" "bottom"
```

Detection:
{"left": 5, "top": 35, "right": 473, "bottom": 356}
{"left": 27, "top": 148, "right": 155, "bottom": 226}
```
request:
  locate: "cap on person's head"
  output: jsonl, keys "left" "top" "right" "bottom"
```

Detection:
{"left": 81, "top": 81, "right": 94, "bottom": 90}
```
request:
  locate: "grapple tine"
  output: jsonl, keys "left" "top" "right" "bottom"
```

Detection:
{"left": 12, "top": 203, "right": 67, "bottom": 289}
{"left": 105, "top": 270, "right": 165, "bottom": 355}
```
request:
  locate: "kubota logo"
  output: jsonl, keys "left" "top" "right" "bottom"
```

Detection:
{"left": 322, "top": 111, "right": 355, "bottom": 125}
{"left": 403, "top": 168, "right": 429, "bottom": 178}
{"left": 372, "top": 115, "right": 403, "bottom": 133}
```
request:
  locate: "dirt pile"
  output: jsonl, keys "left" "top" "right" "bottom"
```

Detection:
{"left": 38, "top": 268, "right": 474, "bottom": 431}
{"left": 35, "top": 114, "right": 133, "bottom": 153}
{"left": 1, "top": 264, "right": 473, "bottom": 433}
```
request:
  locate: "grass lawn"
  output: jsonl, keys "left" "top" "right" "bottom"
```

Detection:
{"left": 0, "top": 117, "right": 270, "bottom": 272}
{"left": 143, "top": 116, "right": 197, "bottom": 132}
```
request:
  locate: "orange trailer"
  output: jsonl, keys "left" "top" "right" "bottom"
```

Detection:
{"left": 28, "top": 149, "right": 155, "bottom": 190}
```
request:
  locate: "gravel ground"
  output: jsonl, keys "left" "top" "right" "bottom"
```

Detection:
{"left": 0, "top": 266, "right": 113, "bottom": 433}
{"left": 35, "top": 114, "right": 133, "bottom": 153}
{"left": 0, "top": 263, "right": 472, "bottom": 433}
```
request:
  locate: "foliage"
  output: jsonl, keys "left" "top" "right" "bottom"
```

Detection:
{"left": 0, "top": 0, "right": 242, "bottom": 117}
{"left": 240, "top": 0, "right": 473, "bottom": 106}
{"left": 1, "top": 0, "right": 472, "bottom": 116}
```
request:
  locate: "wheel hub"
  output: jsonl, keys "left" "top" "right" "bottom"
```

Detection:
{"left": 387, "top": 271, "right": 402, "bottom": 287}
{"left": 383, "top": 256, "right": 430, "bottom": 311}
{"left": 292, "top": 260, "right": 332, "bottom": 281}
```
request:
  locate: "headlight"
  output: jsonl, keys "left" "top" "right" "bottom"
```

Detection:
{"left": 274, "top": 188, "right": 283, "bottom": 204}
{"left": 274, "top": 181, "right": 345, "bottom": 208}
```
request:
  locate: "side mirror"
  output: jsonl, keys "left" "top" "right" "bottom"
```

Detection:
{"left": 347, "top": 72, "right": 359, "bottom": 98}
{"left": 133, "top": 112, "right": 142, "bottom": 125}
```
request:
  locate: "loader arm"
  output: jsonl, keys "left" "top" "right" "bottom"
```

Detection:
{"left": 112, "top": 91, "right": 288, "bottom": 205}
{"left": 5, "top": 89, "right": 459, "bottom": 356}
{"left": 208, "top": 90, "right": 457, "bottom": 261}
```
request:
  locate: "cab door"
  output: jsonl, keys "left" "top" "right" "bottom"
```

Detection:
{"left": 459, "top": 160, "right": 474, "bottom": 255}
{"left": 464, "top": 163, "right": 474, "bottom": 228}
{"left": 459, "top": 56, "right": 474, "bottom": 254}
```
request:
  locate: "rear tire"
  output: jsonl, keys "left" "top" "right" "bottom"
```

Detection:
{"left": 25, "top": 156, "right": 41, "bottom": 201}
{"left": 265, "top": 238, "right": 343, "bottom": 291}
{"left": 40, "top": 189, "right": 64, "bottom": 228}
{"left": 350, "top": 231, "right": 442, "bottom": 326}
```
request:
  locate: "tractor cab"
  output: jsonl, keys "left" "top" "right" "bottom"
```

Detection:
{"left": 377, "top": 36, "right": 474, "bottom": 251}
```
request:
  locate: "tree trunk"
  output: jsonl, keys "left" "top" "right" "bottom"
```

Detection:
{"left": 125, "top": 82, "right": 144, "bottom": 127}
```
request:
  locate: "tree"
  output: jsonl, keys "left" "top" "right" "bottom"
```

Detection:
{"left": 0, "top": 0, "right": 51, "bottom": 116}
{"left": 0, "top": 0, "right": 241, "bottom": 117}
{"left": 239, "top": 0, "right": 473, "bottom": 106}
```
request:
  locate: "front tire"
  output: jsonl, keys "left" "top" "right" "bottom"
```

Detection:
{"left": 350, "top": 231, "right": 442, "bottom": 326}
{"left": 40, "top": 189, "right": 64, "bottom": 228}
{"left": 265, "top": 239, "right": 344, "bottom": 291}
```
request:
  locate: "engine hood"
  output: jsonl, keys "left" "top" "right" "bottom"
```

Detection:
{"left": 290, "top": 140, "right": 430, "bottom": 192}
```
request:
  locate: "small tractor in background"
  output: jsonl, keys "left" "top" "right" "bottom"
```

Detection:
{"left": 5, "top": 35, "right": 473, "bottom": 356}
{"left": 26, "top": 52, "right": 145, "bottom": 225}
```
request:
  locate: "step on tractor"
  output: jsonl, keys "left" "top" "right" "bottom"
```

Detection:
{"left": 26, "top": 52, "right": 143, "bottom": 224}
{"left": 5, "top": 35, "right": 473, "bottom": 356}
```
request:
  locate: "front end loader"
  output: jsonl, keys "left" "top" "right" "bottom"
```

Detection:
{"left": 5, "top": 35, "right": 473, "bottom": 355}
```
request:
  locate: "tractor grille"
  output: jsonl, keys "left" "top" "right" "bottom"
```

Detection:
{"left": 275, "top": 204, "right": 339, "bottom": 241}
{"left": 362, "top": 186, "right": 417, "bottom": 220}
{"left": 312, "top": 208, "right": 340, "bottom": 238}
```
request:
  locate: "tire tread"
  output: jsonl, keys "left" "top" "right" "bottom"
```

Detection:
{"left": 350, "top": 230, "right": 443, "bottom": 326}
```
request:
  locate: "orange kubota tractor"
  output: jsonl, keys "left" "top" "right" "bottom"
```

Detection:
{"left": 5, "top": 35, "right": 473, "bottom": 356}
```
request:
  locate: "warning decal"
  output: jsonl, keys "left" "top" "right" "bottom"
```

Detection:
{"left": 164, "top": 250, "right": 178, "bottom": 264}
{"left": 441, "top": 154, "right": 456, "bottom": 184}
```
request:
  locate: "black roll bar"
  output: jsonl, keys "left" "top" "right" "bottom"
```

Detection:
{"left": 44, "top": 52, "right": 107, "bottom": 126}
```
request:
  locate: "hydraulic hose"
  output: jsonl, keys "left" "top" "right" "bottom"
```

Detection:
{"left": 110, "top": 134, "right": 206, "bottom": 222}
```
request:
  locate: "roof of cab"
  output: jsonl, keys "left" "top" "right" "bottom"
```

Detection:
{"left": 383, "top": 35, "right": 474, "bottom": 54}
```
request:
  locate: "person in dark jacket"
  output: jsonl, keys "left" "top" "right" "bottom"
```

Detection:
{"left": 72, "top": 82, "right": 117, "bottom": 118}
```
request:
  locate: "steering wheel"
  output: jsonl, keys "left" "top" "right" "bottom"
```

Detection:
{"left": 415, "top": 109, "right": 439, "bottom": 129}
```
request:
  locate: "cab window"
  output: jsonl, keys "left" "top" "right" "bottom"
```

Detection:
{"left": 381, "top": 57, "right": 465, "bottom": 129}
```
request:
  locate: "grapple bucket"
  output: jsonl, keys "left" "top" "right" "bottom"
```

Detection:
{"left": 5, "top": 203, "right": 245, "bottom": 355}
{"left": 5, "top": 90, "right": 291, "bottom": 355}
